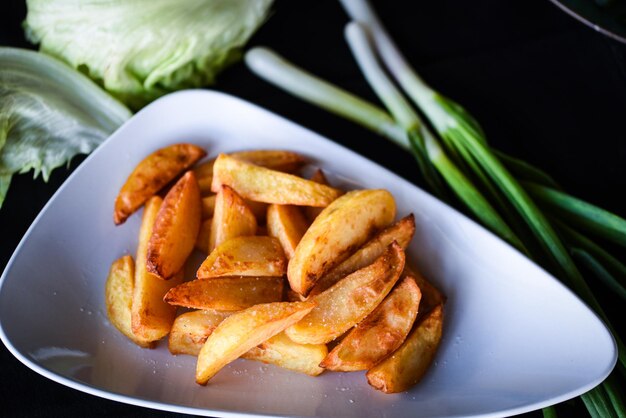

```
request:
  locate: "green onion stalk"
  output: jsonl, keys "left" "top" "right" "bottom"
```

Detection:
{"left": 245, "top": 2, "right": 626, "bottom": 415}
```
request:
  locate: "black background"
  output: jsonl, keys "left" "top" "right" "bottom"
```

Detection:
{"left": 2, "top": 1, "right": 626, "bottom": 417}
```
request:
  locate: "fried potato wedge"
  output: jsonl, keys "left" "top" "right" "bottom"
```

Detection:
{"left": 267, "top": 204, "right": 309, "bottom": 259}
{"left": 320, "top": 275, "right": 421, "bottom": 371}
{"left": 305, "top": 169, "right": 330, "bottom": 222}
{"left": 366, "top": 304, "right": 444, "bottom": 393}
{"left": 168, "top": 309, "right": 232, "bottom": 356}
{"left": 105, "top": 255, "right": 154, "bottom": 348}
{"left": 201, "top": 195, "right": 216, "bottom": 219}
{"left": 203, "top": 194, "right": 264, "bottom": 223}
{"left": 211, "top": 154, "right": 341, "bottom": 207}
{"left": 146, "top": 171, "right": 201, "bottom": 279}
{"left": 288, "top": 189, "right": 396, "bottom": 295}
{"left": 196, "top": 301, "right": 315, "bottom": 384}
{"left": 114, "top": 143, "right": 206, "bottom": 224}
{"left": 195, "top": 218, "right": 212, "bottom": 253}
{"left": 197, "top": 236, "right": 286, "bottom": 278}
{"left": 169, "top": 312, "right": 326, "bottom": 376}
{"left": 164, "top": 276, "right": 284, "bottom": 311}
{"left": 285, "top": 242, "right": 405, "bottom": 345}
{"left": 210, "top": 185, "right": 257, "bottom": 252}
{"left": 193, "top": 150, "right": 306, "bottom": 182}
{"left": 131, "top": 196, "right": 184, "bottom": 341}
{"left": 309, "top": 215, "right": 415, "bottom": 297}
{"left": 243, "top": 332, "right": 327, "bottom": 376}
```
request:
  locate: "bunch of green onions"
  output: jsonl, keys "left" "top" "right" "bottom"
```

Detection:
{"left": 245, "top": 0, "right": 626, "bottom": 416}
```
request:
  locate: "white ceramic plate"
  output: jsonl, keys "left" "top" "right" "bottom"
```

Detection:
{"left": 0, "top": 90, "right": 617, "bottom": 418}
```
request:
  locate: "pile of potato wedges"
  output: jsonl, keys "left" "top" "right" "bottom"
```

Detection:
{"left": 105, "top": 143, "right": 445, "bottom": 393}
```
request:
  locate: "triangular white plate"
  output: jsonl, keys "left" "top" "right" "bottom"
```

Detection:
{"left": 0, "top": 90, "right": 616, "bottom": 418}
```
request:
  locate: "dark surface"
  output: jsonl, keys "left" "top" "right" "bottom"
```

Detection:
{"left": 1, "top": 1, "right": 625, "bottom": 417}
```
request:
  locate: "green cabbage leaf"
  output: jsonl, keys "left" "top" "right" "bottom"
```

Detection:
{"left": 24, "top": 0, "right": 273, "bottom": 109}
{"left": 0, "top": 47, "right": 132, "bottom": 208}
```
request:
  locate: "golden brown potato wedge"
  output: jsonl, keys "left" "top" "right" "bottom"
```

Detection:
{"left": 209, "top": 185, "right": 257, "bottom": 252}
{"left": 285, "top": 242, "right": 405, "bottom": 345}
{"left": 168, "top": 309, "right": 232, "bottom": 356}
{"left": 308, "top": 215, "right": 415, "bottom": 297}
{"left": 243, "top": 332, "right": 327, "bottom": 376}
{"left": 114, "top": 143, "right": 206, "bottom": 225}
{"left": 366, "top": 304, "right": 444, "bottom": 393}
{"left": 197, "top": 236, "right": 286, "bottom": 279}
{"left": 196, "top": 301, "right": 315, "bottom": 384}
{"left": 193, "top": 150, "right": 305, "bottom": 182}
{"left": 288, "top": 189, "right": 396, "bottom": 295}
{"left": 105, "top": 255, "right": 155, "bottom": 348}
{"left": 164, "top": 276, "right": 284, "bottom": 311}
{"left": 195, "top": 218, "right": 212, "bottom": 253}
{"left": 201, "top": 195, "right": 216, "bottom": 219}
{"left": 169, "top": 312, "right": 326, "bottom": 376}
{"left": 146, "top": 171, "right": 201, "bottom": 279}
{"left": 305, "top": 169, "right": 330, "bottom": 222}
{"left": 267, "top": 204, "right": 309, "bottom": 259}
{"left": 320, "top": 275, "right": 421, "bottom": 371}
{"left": 211, "top": 154, "right": 341, "bottom": 207}
{"left": 131, "top": 196, "right": 184, "bottom": 341}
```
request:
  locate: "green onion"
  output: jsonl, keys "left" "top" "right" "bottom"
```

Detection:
{"left": 605, "top": 374, "right": 626, "bottom": 418}
{"left": 343, "top": 22, "right": 528, "bottom": 253}
{"left": 525, "top": 181, "right": 626, "bottom": 248}
{"left": 584, "top": 385, "right": 619, "bottom": 418}
{"left": 343, "top": 23, "right": 450, "bottom": 199}
{"left": 244, "top": 48, "right": 408, "bottom": 149}
{"left": 582, "top": 391, "right": 603, "bottom": 418}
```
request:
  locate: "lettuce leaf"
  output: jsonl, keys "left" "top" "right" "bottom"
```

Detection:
{"left": 24, "top": 0, "right": 273, "bottom": 109}
{"left": 0, "top": 47, "right": 131, "bottom": 208}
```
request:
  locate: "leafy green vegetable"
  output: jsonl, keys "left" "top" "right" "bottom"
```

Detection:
{"left": 0, "top": 47, "right": 131, "bottom": 208}
{"left": 24, "top": 0, "right": 273, "bottom": 109}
